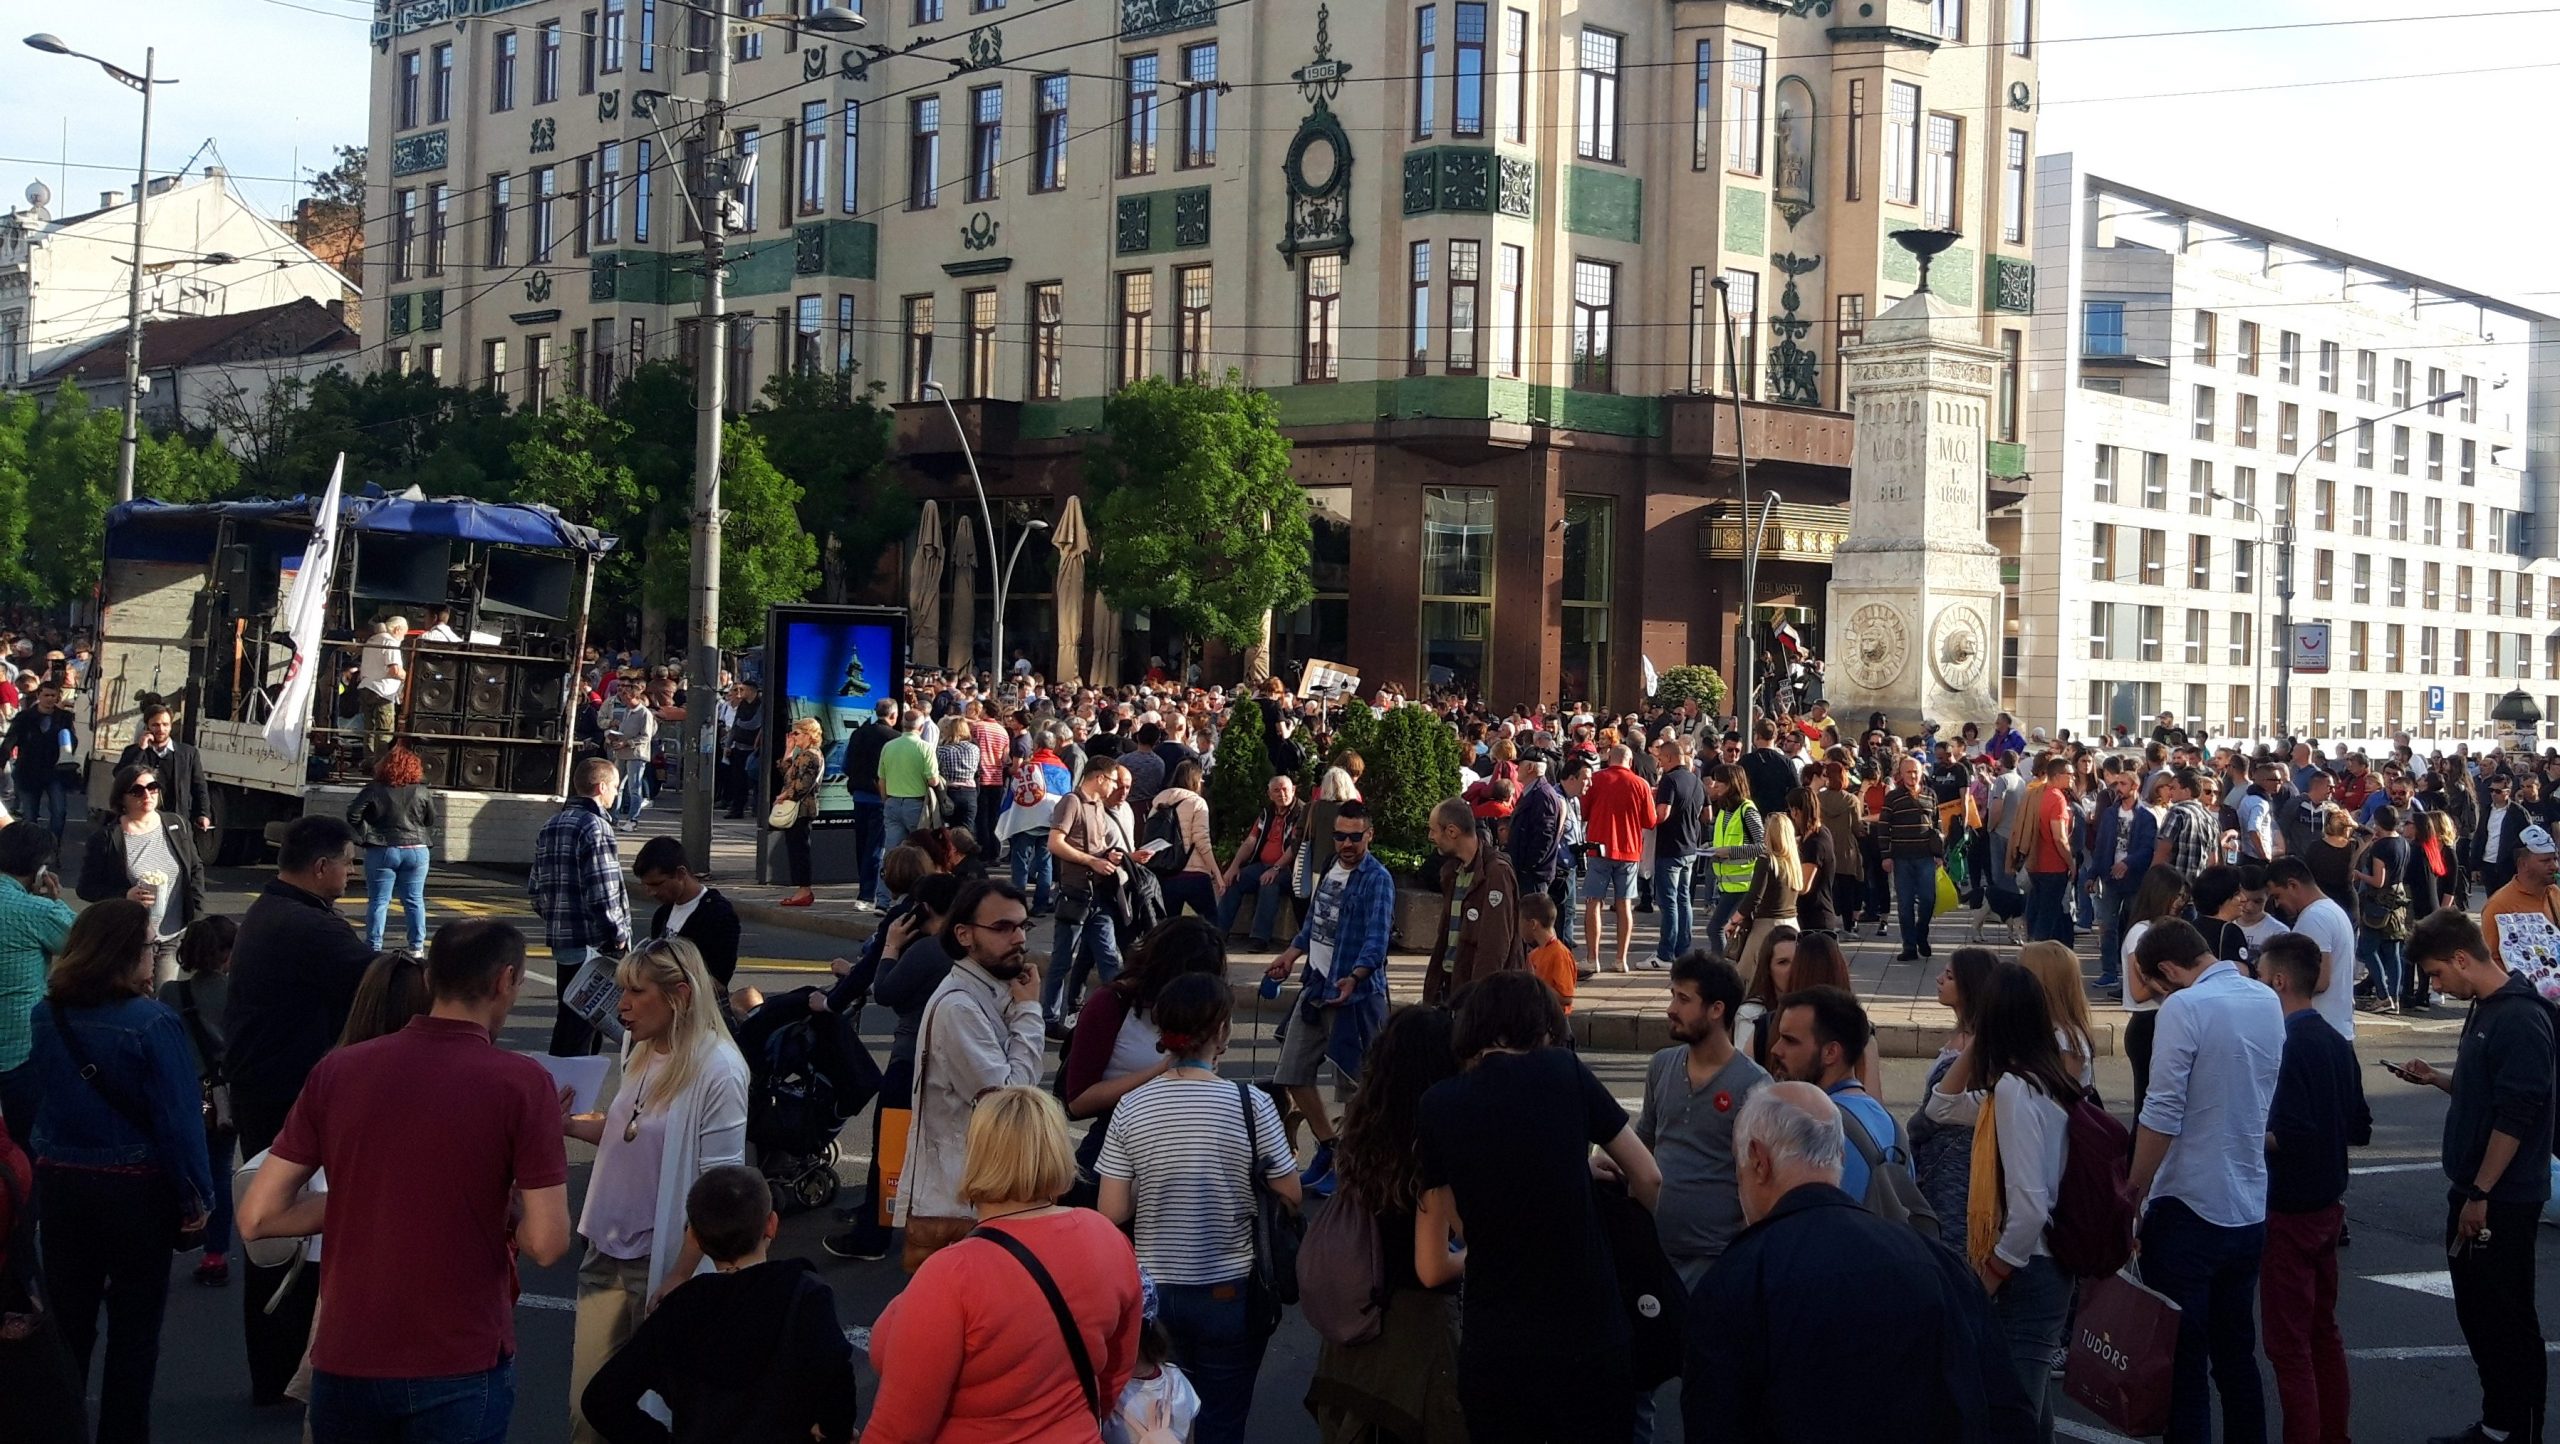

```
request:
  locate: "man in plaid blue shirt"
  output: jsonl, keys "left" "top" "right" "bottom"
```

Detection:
{"left": 1260, "top": 800, "right": 1395, "bottom": 1198}
{"left": 529, "top": 756, "right": 630, "bottom": 1055}
{"left": 2152, "top": 766, "right": 2217, "bottom": 879}
{"left": 0, "top": 821, "right": 73, "bottom": 1141}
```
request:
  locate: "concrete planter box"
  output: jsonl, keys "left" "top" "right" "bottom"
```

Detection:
{"left": 1390, "top": 886, "right": 1445, "bottom": 952}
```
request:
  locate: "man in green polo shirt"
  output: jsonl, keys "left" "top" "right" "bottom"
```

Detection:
{"left": 877, "top": 710, "right": 938, "bottom": 875}
{"left": 0, "top": 821, "right": 75, "bottom": 1142}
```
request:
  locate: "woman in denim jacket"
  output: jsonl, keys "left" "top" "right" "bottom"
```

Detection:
{"left": 26, "top": 897, "right": 215, "bottom": 1444}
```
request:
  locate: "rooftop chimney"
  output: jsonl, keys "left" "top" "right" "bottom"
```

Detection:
{"left": 100, "top": 190, "right": 125, "bottom": 209}
{"left": 146, "top": 176, "right": 179, "bottom": 197}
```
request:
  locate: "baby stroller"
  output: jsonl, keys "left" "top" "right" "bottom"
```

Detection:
{"left": 738, "top": 990, "right": 882, "bottom": 1214}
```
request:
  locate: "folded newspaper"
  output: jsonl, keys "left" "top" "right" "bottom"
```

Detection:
{"left": 561, "top": 952, "right": 629, "bottom": 1045}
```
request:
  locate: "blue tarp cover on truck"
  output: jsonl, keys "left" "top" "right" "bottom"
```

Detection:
{"left": 104, "top": 490, "right": 617, "bottom": 558}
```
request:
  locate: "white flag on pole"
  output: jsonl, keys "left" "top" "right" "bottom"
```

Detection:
{"left": 263, "top": 457, "right": 346, "bottom": 763}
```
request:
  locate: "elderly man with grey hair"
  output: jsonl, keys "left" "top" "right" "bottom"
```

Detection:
{"left": 1684, "top": 1082, "right": 2037, "bottom": 1442}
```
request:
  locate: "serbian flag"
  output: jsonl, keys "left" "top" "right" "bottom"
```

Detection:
{"left": 1774, "top": 619, "right": 1806, "bottom": 658}
{"left": 264, "top": 456, "right": 346, "bottom": 763}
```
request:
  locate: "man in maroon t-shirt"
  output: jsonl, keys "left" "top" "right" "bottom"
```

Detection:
{"left": 241, "top": 919, "right": 571, "bottom": 1441}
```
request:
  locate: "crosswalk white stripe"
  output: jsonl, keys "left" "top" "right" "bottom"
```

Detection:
{"left": 2057, "top": 1421, "right": 2137, "bottom": 1443}
{"left": 2348, "top": 1161, "right": 2442, "bottom": 1176}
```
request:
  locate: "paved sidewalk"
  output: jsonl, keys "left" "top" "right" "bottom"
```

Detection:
{"left": 617, "top": 804, "right": 2463, "bottom": 1058}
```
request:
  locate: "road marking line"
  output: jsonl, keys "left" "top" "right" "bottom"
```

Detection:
{"left": 2348, "top": 1162, "right": 2442, "bottom": 1176}
{"left": 2057, "top": 1421, "right": 2137, "bottom": 1443}
{"left": 2349, "top": 1343, "right": 2560, "bottom": 1360}
{"left": 519, "top": 1291, "right": 869, "bottom": 1350}
{"left": 2363, "top": 1270, "right": 2457, "bottom": 1298}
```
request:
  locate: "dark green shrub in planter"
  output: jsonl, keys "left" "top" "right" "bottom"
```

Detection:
{"left": 1208, "top": 698, "right": 1271, "bottom": 852}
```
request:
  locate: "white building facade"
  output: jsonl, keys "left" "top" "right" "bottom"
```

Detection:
{"left": 0, "top": 171, "right": 357, "bottom": 390}
{"left": 2006, "top": 153, "right": 2560, "bottom": 747}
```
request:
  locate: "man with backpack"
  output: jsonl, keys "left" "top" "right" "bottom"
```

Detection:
{"left": 2128, "top": 918, "right": 2287, "bottom": 1444}
{"left": 1765, "top": 986, "right": 1909, "bottom": 1215}
{"left": 2258, "top": 932, "right": 2371, "bottom": 1444}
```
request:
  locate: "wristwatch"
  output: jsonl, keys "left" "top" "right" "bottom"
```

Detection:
{"left": 2457, "top": 1182, "right": 2490, "bottom": 1203}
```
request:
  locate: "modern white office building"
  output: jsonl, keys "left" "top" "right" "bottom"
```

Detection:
{"left": 2003, "top": 152, "right": 2560, "bottom": 746}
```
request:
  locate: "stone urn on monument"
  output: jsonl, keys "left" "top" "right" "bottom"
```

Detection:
{"left": 1824, "top": 229, "right": 2007, "bottom": 734}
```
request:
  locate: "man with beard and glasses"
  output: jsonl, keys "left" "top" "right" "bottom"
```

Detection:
{"left": 891, "top": 879, "right": 1044, "bottom": 1273}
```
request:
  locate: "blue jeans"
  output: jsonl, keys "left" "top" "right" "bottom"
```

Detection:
{"left": 1701, "top": 890, "right": 1748, "bottom": 960}
{"left": 2360, "top": 929, "right": 2406, "bottom": 1002}
{"left": 877, "top": 794, "right": 927, "bottom": 903}
{"left": 309, "top": 1357, "right": 516, "bottom": 1444}
{"left": 852, "top": 796, "right": 884, "bottom": 900}
{"left": 1217, "top": 862, "right": 1291, "bottom": 944}
{"left": 1155, "top": 1278, "right": 1271, "bottom": 1444}
{"left": 2140, "top": 1197, "right": 2269, "bottom": 1444}
{"left": 2096, "top": 876, "right": 2136, "bottom": 985}
{"left": 1893, "top": 856, "right": 1940, "bottom": 954}
{"left": 12, "top": 766, "right": 67, "bottom": 838}
{"left": 2074, "top": 875, "right": 2099, "bottom": 929}
{"left": 2024, "top": 870, "right": 2072, "bottom": 944}
{"left": 203, "top": 1125, "right": 238, "bottom": 1254}
{"left": 1162, "top": 870, "right": 1217, "bottom": 921}
{"left": 1994, "top": 1255, "right": 2073, "bottom": 1440}
{"left": 364, "top": 845, "right": 431, "bottom": 951}
{"left": 1009, "top": 830, "right": 1054, "bottom": 911}
{"left": 1654, "top": 854, "right": 1696, "bottom": 961}
{"left": 1044, "top": 903, "right": 1122, "bottom": 1021}
{"left": 614, "top": 757, "right": 648, "bottom": 825}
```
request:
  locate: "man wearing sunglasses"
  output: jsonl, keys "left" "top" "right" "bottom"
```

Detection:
{"left": 1261, "top": 800, "right": 1393, "bottom": 1199}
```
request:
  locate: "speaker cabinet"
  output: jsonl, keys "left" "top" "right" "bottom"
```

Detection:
{"left": 410, "top": 743, "right": 454, "bottom": 786}
{"left": 455, "top": 747, "right": 506, "bottom": 792}
{"left": 467, "top": 663, "right": 515, "bottom": 719}
{"left": 462, "top": 718, "right": 505, "bottom": 739}
{"left": 409, "top": 712, "right": 463, "bottom": 739}
{"left": 412, "top": 655, "right": 462, "bottom": 714}
{"left": 511, "top": 748, "right": 563, "bottom": 797}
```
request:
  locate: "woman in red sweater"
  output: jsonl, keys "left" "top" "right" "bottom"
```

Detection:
{"left": 866, "top": 1087, "right": 1144, "bottom": 1442}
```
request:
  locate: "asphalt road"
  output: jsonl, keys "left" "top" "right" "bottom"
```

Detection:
{"left": 95, "top": 863, "right": 2560, "bottom": 1443}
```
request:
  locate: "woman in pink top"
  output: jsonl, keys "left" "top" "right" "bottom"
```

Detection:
{"left": 867, "top": 1087, "right": 1144, "bottom": 1443}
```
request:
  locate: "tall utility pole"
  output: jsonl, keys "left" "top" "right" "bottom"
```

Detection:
{"left": 680, "top": 2, "right": 732, "bottom": 874}
{"left": 115, "top": 46, "right": 156, "bottom": 505}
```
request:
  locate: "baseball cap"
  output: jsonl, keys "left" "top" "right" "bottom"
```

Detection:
{"left": 2524, "top": 825, "right": 2559, "bottom": 858}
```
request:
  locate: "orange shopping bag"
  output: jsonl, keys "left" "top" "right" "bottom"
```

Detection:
{"left": 875, "top": 1107, "right": 912, "bottom": 1227}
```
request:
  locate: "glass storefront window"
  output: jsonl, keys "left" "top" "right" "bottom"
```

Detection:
{"left": 1422, "top": 486, "right": 1497, "bottom": 697}
{"left": 1561, "top": 495, "right": 1614, "bottom": 708}
{"left": 1275, "top": 487, "right": 1352, "bottom": 685}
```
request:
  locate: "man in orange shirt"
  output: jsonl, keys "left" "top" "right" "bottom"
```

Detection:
{"left": 2023, "top": 754, "right": 2078, "bottom": 944}
{"left": 1580, "top": 745, "right": 1656, "bottom": 975}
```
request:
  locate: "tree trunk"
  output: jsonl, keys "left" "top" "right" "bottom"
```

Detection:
{"left": 1243, "top": 610, "right": 1274, "bottom": 687}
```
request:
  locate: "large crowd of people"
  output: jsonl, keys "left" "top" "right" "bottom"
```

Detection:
{"left": 4, "top": 624, "right": 2560, "bottom": 1443}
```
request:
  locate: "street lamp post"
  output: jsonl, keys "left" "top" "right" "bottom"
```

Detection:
{"left": 2210, "top": 489, "right": 2268, "bottom": 744}
{"left": 27, "top": 34, "right": 172, "bottom": 505}
{"left": 1710, "top": 275, "right": 1769, "bottom": 725}
{"left": 2279, "top": 388, "right": 2469, "bottom": 739}
{"left": 1740, "top": 491, "right": 1782, "bottom": 720}
{"left": 923, "top": 380, "right": 1044, "bottom": 680}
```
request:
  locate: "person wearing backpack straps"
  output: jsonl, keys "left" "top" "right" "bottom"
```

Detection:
{"left": 1302, "top": 1004, "right": 1467, "bottom": 1444}
{"left": 1146, "top": 760, "right": 1222, "bottom": 923}
{"left": 1763, "top": 984, "right": 1908, "bottom": 1210}
{"left": 1922, "top": 963, "right": 2083, "bottom": 1440}
{"left": 867, "top": 1087, "right": 1144, "bottom": 1443}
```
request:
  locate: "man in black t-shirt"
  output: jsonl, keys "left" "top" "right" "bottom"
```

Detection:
{"left": 1740, "top": 720, "right": 1798, "bottom": 820}
{"left": 841, "top": 701, "right": 901, "bottom": 907}
{"left": 1652, "top": 735, "right": 1708, "bottom": 967}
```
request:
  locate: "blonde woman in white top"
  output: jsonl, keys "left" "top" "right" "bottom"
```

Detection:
{"left": 562, "top": 936, "right": 751, "bottom": 1444}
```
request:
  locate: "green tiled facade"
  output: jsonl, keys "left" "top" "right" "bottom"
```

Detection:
{"left": 1724, "top": 187, "right": 1767, "bottom": 257}
{"left": 1564, "top": 167, "right": 1643, "bottom": 244}
{"left": 1113, "top": 187, "right": 1214, "bottom": 256}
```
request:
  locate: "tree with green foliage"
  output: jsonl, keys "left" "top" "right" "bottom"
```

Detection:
{"left": 1654, "top": 665, "right": 1729, "bottom": 714}
{"left": 750, "top": 368, "right": 909, "bottom": 598}
{"left": 1, "top": 383, "right": 239, "bottom": 604}
{"left": 641, "top": 421, "right": 820, "bottom": 648}
{"left": 1364, "top": 704, "right": 1465, "bottom": 861}
{"left": 1207, "top": 697, "right": 1272, "bottom": 851}
{"left": 1083, "top": 373, "right": 1311, "bottom": 649}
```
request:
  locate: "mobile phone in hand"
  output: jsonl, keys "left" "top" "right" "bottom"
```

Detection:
{"left": 2378, "top": 1058, "right": 2422, "bottom": 1084}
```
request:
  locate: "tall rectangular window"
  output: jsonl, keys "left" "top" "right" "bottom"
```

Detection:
{"left": 964, "top": 288, "right": 998, "bottom": 398}
{"left": 532, "top": 166, "right": 558, "bottom": 260}
{"left": 1415, "top": 6, "right": 1438, "bottom": 138}
{"left": 967, "top": 85, "right": 1002, "bottom": 201}
{"left": 1422, "top": 486, "right": 1497, "bottom": 697}
{"left": 574, "top": 156, "right": 594, "bottom": 257}
{"left": 736, "top": 0, "right": 763, "bottom": 61}
{"left": 1687, "top": 269, "right": 1710, "bottom": 393}
{"left": 800, "top": 101, "right": 828, "bottom": 214}
{"left": 1181, "top": 44, "right": 1218, "bottom": 166}
{"left": 2002, "top": 130, "right": 2028, "bottom": 243}
{"left": 1576, "top": 29, "right": 1621, "bottom": 161}
{"left": 840, "top": 101, "right": 860, "bottom": 212}
{"left": 1998, "top": 330, "right": 2021, "bottom": 442}
{"left": 425, "top": 183, "right": 449, "bottom": 275}
{"left": 399, "top": 50, "right": 422, "bottom": 129}
{"left": 1124, "top": 54, "right": 1159, "bottom": 175}
{"left": 1834, "top": 294, "right": 1865, "bottom": 408}
{"left": 2317, "top": 341, "right": 2339, "bottom": 392}
{"left": 578, "top": 9, "right": 595, "bottom": 93}
{"left": 1727, "top": 42, "right": 1766, "bottom": 175}
{"left": 486, "top": 174, "right": 512, "bottom": 265}
{"left": 1448, "top": 240, "right": 1480, "bottom": 375}
{"left": 593, "top": 145, "right": 622, "bottom": 244}
{"left": 1933, "top": 0, "right": 1964, "bottom": 39}
{"left": 640, "top": 0, "right": 656, "bottom": 71}
{"left": 687, "top": 7, "right": 711, "bottom": 72}
{"left": 1571, "top": 259, "right": 1616, "bottom": 391}
{"left": 902, "top": 294, "right": 935, "bottom": 402}
{"left": 1453, "top": 4, "right": 1486, "bottom": 137}
{"left": 1494, "top": 244, "right": 1523, "bottom": 378}
{"left": 795, "top": 294, "right": 824, "bottom": 374}
{"left": 634, "top": 140, "right": 653, "bottom": 241}
{"left": 2392, "top": 357, "right": 2412, "bottom": 407}
{"left": 493, "top": 31, "right": 519, "bottom": 112}
{"left": 2011, "top": 0, "right": 2032, "bottom": 54}
{"left": 1846, "top": 79, "right": 1866, "bottom": 201}
{"left": 1723, "top": 269, "right": 1760, "bottom": 395}
{"left": 916, "top": 0, "right": 943, "bottom": 19}
{"left": 539, "top": 21, "right": 562, "bottom": 101}
{"left": 2237, "top": 320, "right": 2260, "bottom": 376}
{"left": 1176, "top": 264, "right": 1213, "bottom": 380}
{"left": 1034, "top": 76, "right": 1069, "bottom": 190}
{"left": 1501, "top": 9, "right": 1527, "bottom": 144}
{"left": 1116, "top": 270, "right": 1154, "bottom": 386}
{"left": 909, "top": 97, "right": 941, "bottom": 209}
{"left": 2428, "top": 366, "right": 2449, "bottom": 415}
{"left": 602, "top": 0, "right": 626, "bottom": 72}
{"left": 432, "top": 43, "right": 454, "bottom": 122}
{"left": 2356, "top": 349, "right": 2376, "bottom": 401}
{"left": 483, "top": 339, "right": 509, "bottom": 396}
{"left": 2279, "top": 331, "right": 2300, "bottom": 384}
{"left": 1922, "top": 114, "right": 1960, "bottom": 229}
{"left": 1027, "top": 282, "right": 1063, "bottom": 399}
{"left": 1301, "top": 253, "right": 1342, "bottom": 382}
{"left": 1408, "top": 241, "right": 1434, "bottom": 374}
{"left": 1562, "top": 495, "right": 1614, "bottom": 707}
{"left": 734, "top": 127, "right": 760, "bottom": 230}
{"left": 1885, "top": 82, "right": 1920, "bottom": 205}
{"left": 393, "top": 189, "right": 417, "bottom": 281}
{"left": 1691, "top": 42, "right": 1714, "bottom": 171}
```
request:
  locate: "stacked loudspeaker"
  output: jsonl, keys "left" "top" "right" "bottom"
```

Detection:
{"left": 405, "top": 652, "right": 573, "bottom": 795}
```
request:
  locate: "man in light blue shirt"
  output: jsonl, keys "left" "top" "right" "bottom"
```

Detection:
{"left": 1768, "top": 985, "right": 1894, "bottom": 1203}
{"left": 2128, "top": 917, "right": 2286, "bottom": 1444}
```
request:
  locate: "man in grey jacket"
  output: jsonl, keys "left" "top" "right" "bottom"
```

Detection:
{"left": 892, "top": 879, "right": 1043, "bottom": 1272}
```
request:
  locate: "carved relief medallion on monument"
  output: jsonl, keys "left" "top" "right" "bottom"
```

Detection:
{"left": 1844, "top": 604, "right": 1909, "bottom": 691}
{"left": 1930, "top": 603, "right": 1991, "bottom": 692}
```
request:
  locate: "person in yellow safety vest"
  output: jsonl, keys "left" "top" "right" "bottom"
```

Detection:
{"left": 1701, "top": 762, "right": 1766, "bottom": 961}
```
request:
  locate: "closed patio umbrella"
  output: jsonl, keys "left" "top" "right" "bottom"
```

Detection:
{"left": 907, "top": 498, "right": 945, "bottom": 665}
{"left": 944, "top": 515, "right": 978, "bottom": 676}
{"left": 1050, "top": 496, "right": 1090, "bottom": 690}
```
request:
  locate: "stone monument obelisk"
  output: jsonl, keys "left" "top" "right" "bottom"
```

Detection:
{"left": 1824, "top": 230, "right": 2006, "bottom": 733}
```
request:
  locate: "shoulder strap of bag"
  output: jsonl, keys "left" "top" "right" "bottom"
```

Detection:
{"left": 1236, "top": 1080, "right": 1264, "bottom": 1197}
{"left": 49, "top": 1005, "right": 160, "bottom": 1140}
{"left": 970, "top": 1225, "right": 1103, "bottom": 1420}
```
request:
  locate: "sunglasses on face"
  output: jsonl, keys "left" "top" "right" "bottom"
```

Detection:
{"left": 127, "top": 781, "right": 160, "bottom": 796}
{"left": 1334, "top": 830, "right": 1368, "bottom": 843}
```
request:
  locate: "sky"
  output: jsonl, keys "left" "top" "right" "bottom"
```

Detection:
{"left": 1, "top": 0, "right": 2556, "bottom": 306}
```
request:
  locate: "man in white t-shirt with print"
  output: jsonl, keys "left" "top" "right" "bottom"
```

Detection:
{"left": 2267, "top": 857, "right": 2357, "bottom": 1041}
{"left": 1260, "top": 801, "right": 1394, "bottom": 1199}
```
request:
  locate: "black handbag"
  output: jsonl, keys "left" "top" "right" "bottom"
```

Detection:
{"left": 1237, "top": 1083, "right": 1303, "bottom": 1334}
